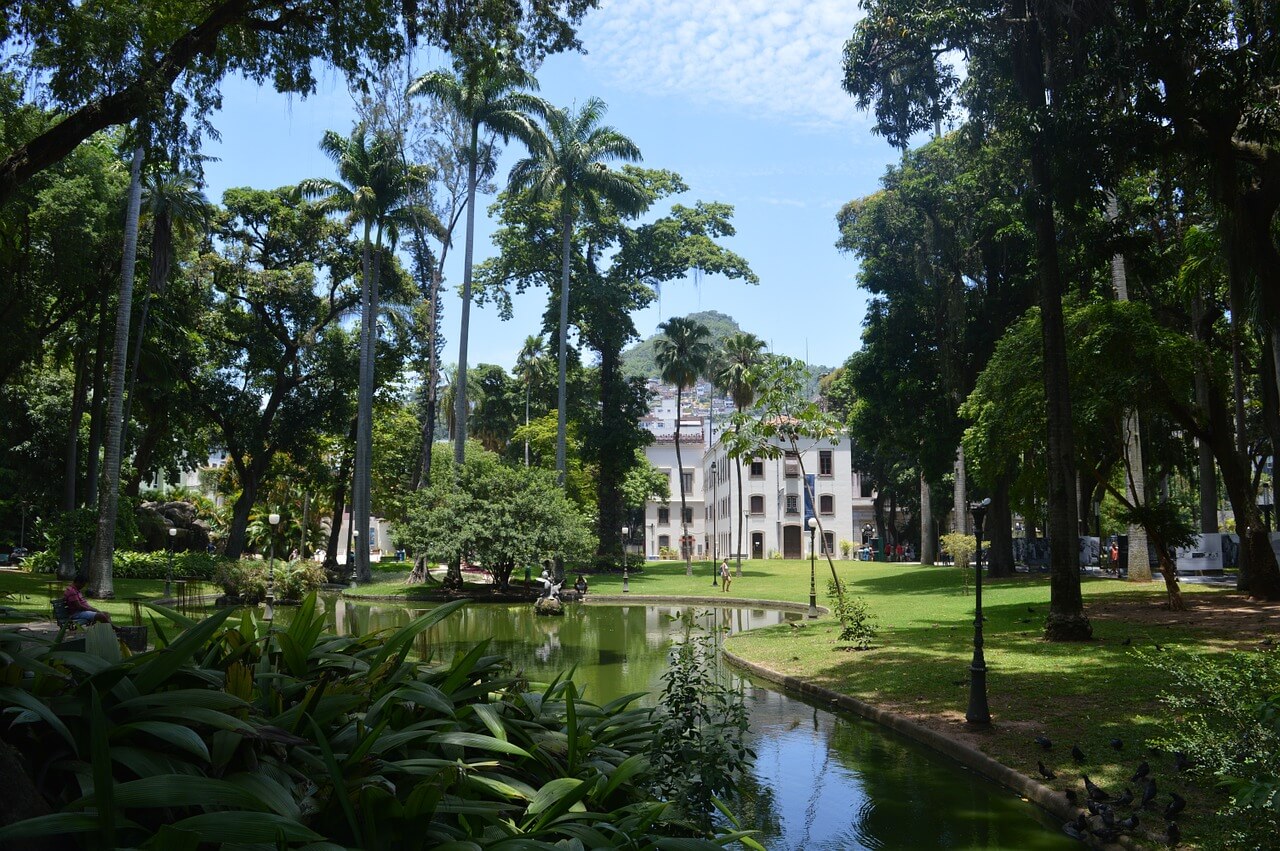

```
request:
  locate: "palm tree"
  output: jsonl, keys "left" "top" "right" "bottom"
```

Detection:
{"left": 408, "top": 63, "right": 548, "bottom": 467}
{"left": 121, "top": 169, "right": 210, "bottom": 452}
{"left": 716, "top": 332, "right": 766, "bottom": 577}
{"left": 88, "top": 145, "right": 145, "bottom": 599}
{"left": 654, "top": 317, "right": 713, "bottom": 575}
{"left": 507, "top": 97, "right": 648, "bottom": 483}
{"left": 300, "top": 125, "right": 429, "bottom": 582}
{"left": 514, "top": 335, "right": 549, "bottom": 466}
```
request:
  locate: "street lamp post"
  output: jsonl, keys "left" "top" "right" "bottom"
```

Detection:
{"left": 266, "top": 512, "right": 280, "bottom": 620}
{"left": 711, "top": 461, "right": 719, "bottom": 586}
{"left": 621, "top": 525, "right": 630, "bottom": 593}
{"left": 807, "top": 516, "right": 818, "bottom": 618}
{"left": 1260, "top": 482, "right": 1274, "bottom": 532}
{"left": 350, "top": 529, "right": 360, "bottom": 589}
{"left": 166, "top": 526, "right": 177, "bottom": 597}
{"left": 967, "top": 498, "right": 992, "bottom": 725}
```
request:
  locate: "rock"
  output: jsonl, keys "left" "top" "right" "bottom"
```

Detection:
{"left": 534, "top": 596, "right": 565, "bottom": 617}
{"left": 137, "top": 500, "right": 210, "bottom": 553}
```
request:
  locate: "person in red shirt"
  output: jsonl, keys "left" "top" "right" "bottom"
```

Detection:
{"left": 64, "top": 577, "right": 112, "bottom": 626}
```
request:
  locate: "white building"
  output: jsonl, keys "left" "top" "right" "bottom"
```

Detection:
{"left": 642, "top": 422, "right": 708, "bottom": 560}
{"left": 700, "top": 434, "right": 877, "bottom": 560}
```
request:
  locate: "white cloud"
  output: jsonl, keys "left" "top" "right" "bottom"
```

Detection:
{"left": 580, "top": 0, "right": 866, "bottom": 127}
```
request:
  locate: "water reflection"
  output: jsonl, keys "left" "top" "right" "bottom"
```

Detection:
{"left": 296, "top": 599, "right": 1071, "bottom": 850}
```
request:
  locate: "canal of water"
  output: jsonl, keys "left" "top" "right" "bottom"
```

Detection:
{"left": 306, "top": 597, "right": 1073, "bottom": 850}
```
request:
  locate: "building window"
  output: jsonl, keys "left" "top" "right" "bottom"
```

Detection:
{"left": 681, "top": 471, "right": 694, "bottom": 493}
{"left": 658, "top": 534, "right": 670, "bottom": 549}
{"left": 786, "top": 495, "right": 799, "bottom": 514}
{"left": 784, "top": 454, "right": 799, "bottom": 478}
{"left": 823, "top": 531, "right": 835, "bottom": 555}
{"left": 683, "top": 507, "right": 694, "bottom": 524}
{"left": 819, "top": 450, "right": 833, "bottom": 476}
{"left": 859, "top": 476, "right": 874, "bottom": 498}
{"left": 658, "top": 507, "right": 670, "bottom": 525}
{"left": 750, "top": 459, "right": 764, "bottom": 478}
{"left": 819, "top": 494, "right": 834, "bottom": 515}
{"left": 750, "top": 495, "right": 765, "bottom": 514}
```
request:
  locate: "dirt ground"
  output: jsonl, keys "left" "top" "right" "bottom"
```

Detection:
{"left": 1087, "top": 586, "right": 1280, "bottom": 647}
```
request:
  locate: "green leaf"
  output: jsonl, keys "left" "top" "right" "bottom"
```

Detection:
{"left": 0, "top": 686, "right": 78, "bottom": 754}
{"left": 85, "top": 622, "right": 122, "bottom": 662}
{"left": 73, "top": 775, "right": 269, "bottom": 811}
{"left": 131, "top": 608, "right": 234, "bottom": 693}
{"left": 525, "top": 777, "right": 585, "bottom": 817}
{"left": 117, "top": 689, "right": 248, "bottom": 713}
{"left": 467, "top": 774, "right": 531, "bottom": 801}
{"left": 469, "top": 702, "right": 505, "bottom": 741}
{"left": 227, "top": 771, "right": 302, "bottom": 820}
{"left": 371, "top": 600, "right": 468, "bottom": 671}
{"left": 91, "top": 687, "right": 115, "bottom": 847}
{"left": 601, "top": 753, "right": 649, "bottom": 800}
{"left": 429, "top": 732, "right": 532, "bottom": 758}
{"left": 114, "top": 721, "right": 211, "bottom": 762}
{"left": 167, "top": 811, "right": 323, "bottom": 843}
{"left": 0, "top": 813, "right": 100, "bottom": 840}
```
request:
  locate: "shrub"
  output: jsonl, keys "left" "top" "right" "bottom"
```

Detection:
{"left": 827, "top": 577, "right": 878, "bottom": 649}
{"left": 939, "top": 532, "right": 977, "bottom": 594}
{"left": 22, "top": 550, "right": 56, "bottom": 573}
{"left": 1144, "top": 647, "right": 1280, "bottom": 850}
{"left": 658, "top": 546, "right": 678, "bottom": 560}
{"left": 839, "top": 539, "right": 854, "bottom": 559}
{"left": 0, "top": 597, "right": 758, "bottom": 847}
{"left": 649, "top": 611, "right": 753, "bottom": 827}
{"left": 768, "top": 550, "right": 783, "bottom": 559}
{"left": 274, "top": 561, "right": 326, "bottom": 603}
{"left": 213, "top": 559, "right": 268, "bottom": 603}
{"left": 115, "top": 550, "right": 221, "bottom": 580}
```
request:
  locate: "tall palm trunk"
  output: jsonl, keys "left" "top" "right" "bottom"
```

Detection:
{"left": 555, "top": 197, "right": 574, "bottom": 483}
{"left": 919, "top": 472, "right": 935, "bottom": 563}
{"left": 58, "top": 337, "right": 88, "bottom": 579}
{"left": 524, "top": 382, "right": 531, "bottom": 466}
{"left": 80, "top": 289, "right": 110, "bottom": 577}
{"left": 673, "top": 386, "right": 691, "bottom": 575}
{"left": 953, "top": 445, "right": 967, "bottom": 533}
{"left": 454, "top": 127, "right": 479, "bottom": 466}
{"left": 414, "top": 262, "right": 443, "bottom": 491}
{"left": 735, "top": 455, "right": 744, "bottom": 576}
{"left": 353, "top": 222, "right": 375, "bottom": 583}
{"left": 88, "top": 145, "right": 145, "bottom": 599}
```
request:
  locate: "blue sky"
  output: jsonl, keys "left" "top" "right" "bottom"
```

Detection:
{"left": 201, "top": 1, "right": 900, "bottom": 373}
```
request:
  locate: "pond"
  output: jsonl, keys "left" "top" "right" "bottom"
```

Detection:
{"left": 298, "top": 597, "right": 1073, "bottom": 850}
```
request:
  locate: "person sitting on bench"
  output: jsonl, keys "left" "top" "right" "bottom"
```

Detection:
{"left": 64, "top": 576, "right": 112, "bottom": 626}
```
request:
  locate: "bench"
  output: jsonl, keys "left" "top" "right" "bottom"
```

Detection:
{"left": 50, "top": 598, "right": 80, "bottom": 632}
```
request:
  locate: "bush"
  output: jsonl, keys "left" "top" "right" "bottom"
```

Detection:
{"left": 1144, "top": 647, "right": 1280, "bottom": 850}
{"left": 274, "top": 561, "right": 326, "bottom": 603}
{"left": 658, "top": 546, "right": 678, "bottom": 560}
{"left": 114, "top": 550, "right": 221, "bottom": 580}
{"left": 22, "top": 550, "right": 56, "bottom": 573}
{"left": 827, "top": 577, "right": 878, "bottom": 649}
{"left": 213, "top": 559, "right": 268, "bottom": 603}
{"left": 0, "top": 597, "right": 757, "bottom": 847}
{"left": 839, "top": 539, "right": 854, "bottom": 559}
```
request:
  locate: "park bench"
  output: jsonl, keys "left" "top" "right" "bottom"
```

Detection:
{"left": 50, "top": 598, "right": 79, "bottom": 632}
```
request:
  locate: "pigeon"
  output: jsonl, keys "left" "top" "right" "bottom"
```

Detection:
{"left": 1071, "top": 813, "right": 1088, "bottom": 832}
{"left": 1086, "top": 799, "right": 1103, "bottom": 816}
{"left": 1062, "top": 822, "right": 1088, "bottom": 842}
{"left": 1131, "top": 761, "right": 1150, "bottom": 782}
{"left": 1173, "top": 751, "right": 1191, "bottom": 772}
{"left": 1035, "top": 735, "right": 1053, "bottom": 750}
{"left": 1072, "top": 744, "right": 1087, "bottom": 763}
{"left": 1100, "top": 805, "right": 1116, "bottom": 828}
{"left": 1092, "top": 827, "right": 1121, "bottom": 844}
{"left": 1141, "top": 778, "right": 1158, "bottom": 808}
{"left": 1037, "top": 761, "right": 1056, "bottom": 780}
{"left": 1118, "top": 813, "right": 1140, "bottom": 830}
{"left": 1114, "top": 787, "right": 1134, "bottom": 807}
{"left": 1064, "top": 790, "right": 1079, "bottom": 805}
{"left": 1083, "top": 774, "right": 1110, "bottom": 801}
{"left": 1121, "top": 637, "right": 1132, "bottom": 645}
{"left": 1166, "top": 820, "right": 1181, "bottom": 847}
{"left": 1164, "top": 792, "right": 1186, "bottom": 820}
{"left": 1109, "top": 737, "right": 1124, "bottom": 751}
{"left": 1027, "top": 606, "right": 1036, "bottom": 613}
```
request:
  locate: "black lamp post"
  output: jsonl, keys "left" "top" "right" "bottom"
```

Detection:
{"left": 621, "top": 525, "right": 630, "bottom": 593}
{"left": 350, "top": 529, "right": 359, "bottom": 589}
{"left": 263, "top": 511, "right": 279, "bottom": 616}
{"left": 807, "top": 516, "right": 818, "bottom": 618}
{"left": 967, "top": 498, "right": 992, "bottom": 725}
{"left": 711, "top": 460, "right": 720, "bottom": 586}
{"left": 166, "top": 526, "right": 177, "bottom": 597}
{"left": 1260, "top": 482, "right": 1274, "bottom": 532}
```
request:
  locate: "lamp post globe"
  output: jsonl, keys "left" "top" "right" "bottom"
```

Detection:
{"left": 166, "top": 526, "right": 178, "bottom": 597}
{"left": 966, "top": 498, "right": 992, "bottom": 725}
{"left": 807, "top": 516, "right": 819, "bottom": 618}
{"left": 621, "top": 525, "right": 630, "bottom": 593}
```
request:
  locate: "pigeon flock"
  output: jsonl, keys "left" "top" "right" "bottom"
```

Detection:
{"left": 1033, "top": 736, "right": 1191, "bottom": 847}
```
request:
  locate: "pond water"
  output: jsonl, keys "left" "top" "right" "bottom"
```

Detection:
{"left": 304, "top": 598, "right": 1072, "bottom": 850}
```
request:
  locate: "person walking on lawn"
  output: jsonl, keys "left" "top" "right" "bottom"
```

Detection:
{"left": 720, "top": 558, "right": 732, "bottom": 592}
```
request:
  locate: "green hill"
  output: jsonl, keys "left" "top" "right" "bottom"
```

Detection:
{"left": 622, "top": 311, "right": 743, "bottom": 379}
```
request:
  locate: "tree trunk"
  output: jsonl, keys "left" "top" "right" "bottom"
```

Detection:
{"left": 352, "top": 222, "right": 378, "bottom": 584}
{"left": 595, "top": 343, "right": 626, "bottom": 570}
{"left": 79, "top": 294, "right": 110, "bottom": 578}
{"left": 88, "top": 146, "right": 145, "bottom": 600}
{"left": 58, "top": 338, "right": 88, "bottom": 579}
{"left": 555, "top": 197, "right": 574, "bottom": 484}
{"left": 323, "top": 451, "right": 350, "bottom": 571}
{"left": 919, "top": 472, "right": 935, "bottom": 564}
{"left": 735, "top": 454, "right": 744, "bottom": 576}
{"left": 987, "top": 473, "right": 1015, "bottom": 578}
{"left": 673, "top": 387, "right": 691, "bottom": 575}
{"left": 1193, "top": 292, "right": 1220, "bottom": 533}
{"left": 454, "top": 131, "right": 478, "bottom": 467}
{"left": 1012, "top": 15, "right": 1089, "bottom": 640}
{"left": 953, "top": 444, "right": 967, "bottom": 533}
{"left": 224, "top": 476, "right": 259, "bottom": 561}
{"left": 124, "top": 420, "right": 161, "bottom": 498}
